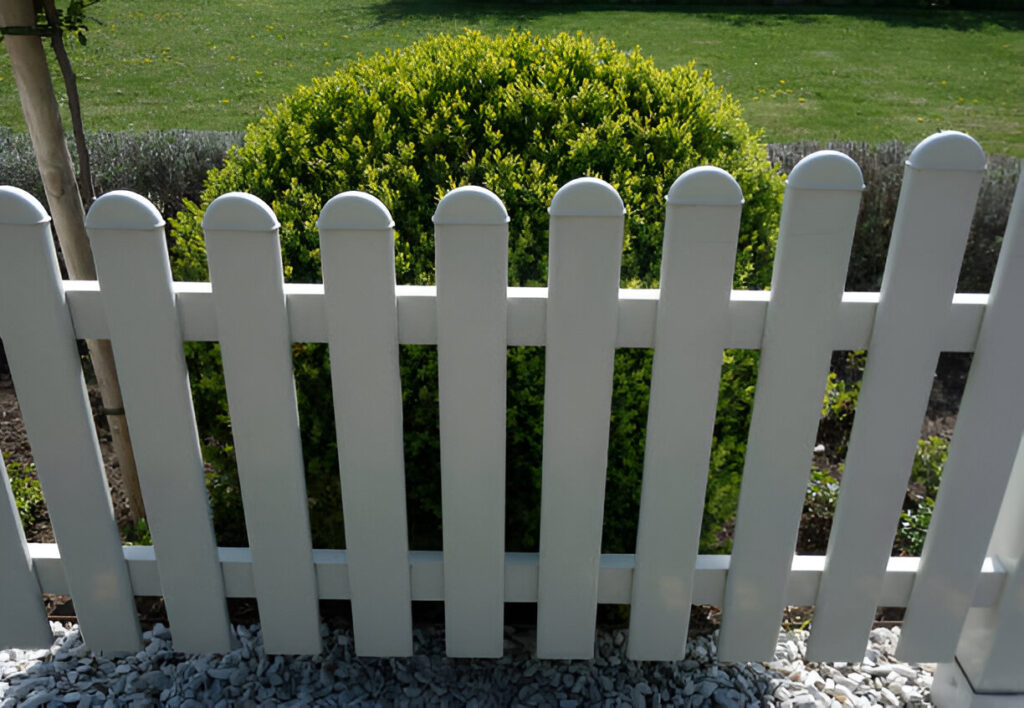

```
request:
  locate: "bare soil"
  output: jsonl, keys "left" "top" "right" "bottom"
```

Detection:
{"left": 1, "top": 377, "right": 133, "bottom": 544}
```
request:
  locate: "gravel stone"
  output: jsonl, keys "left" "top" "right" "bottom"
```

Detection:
{"left": 0, "top": 620, "right": 940, "bottom": 706}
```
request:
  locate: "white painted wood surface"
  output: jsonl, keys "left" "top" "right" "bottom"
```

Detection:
{"left": 203, "top": 193, "right": 321, "bottom": 655}
{"left": 808, "top": 132, "right": 987, "bottom": 662}
{"left": 0, "top": 186, "right": 141, "bottom": 652}
{"left": 949, "top": 434, "right": 1024, "bottom": 694}
{"left": 317, "top": 192, "right": 413, "bottom": 657}
{"left": 2, "top": 131, "right": 1022, "bottom": 670}
{"left": 536, "top": 178, "right": 624, "bottom": 659}
{"left": 904, "top": 171, "right": 1024, "bottom": 662}
{"left": 86, "top": 191, "right": 233, "bottom": 654}
{"left": 0, "top": 455, "right": 52, "bottom": 649}
{"left": 719, "top": 151, "right": 864, "bottom": 662}
{"left": 58, "top": 282, "right": 990, "bottom": 352}
{"left": 21, "top": 543, "right": 1007, "bottom": 610}
{"left": 433, "top": 187, "right": 509, "bottom": 657}
{"left": 627, "top": 167, "right": 743, "bottom": 661}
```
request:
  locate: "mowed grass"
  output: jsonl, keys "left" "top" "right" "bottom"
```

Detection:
{"left": 0, "top": 1, "right": 1022, "bottom": 155}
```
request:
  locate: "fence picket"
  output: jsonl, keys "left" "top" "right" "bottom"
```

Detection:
{"left": 203, "top": 193, "right": 321, "bottom": 655}
{"left": 627, "top": 167, "right": 743, "bottom": 661}
{"left": 718, "top": 152, "right": 864, "bottom": 661}
{"left": 807, "top": 132, "right": 986, "bottom": 662}
{"left": 0, "top": 455, "right": 51, "bottom": 649}
{"left": 536, "top": 178, "right": 624, "bottom": 659}
{"left": 897, "top": 168, "right": 1024, "bottom": 660}
{"left": 86, "top": 191, "right": 233, "bottom": 653}
{"left": 0, "top": 186, "right": 141, "bottom": 652}
{"left": 941, "top": 434, "right": 1024, "bottom": 695}
{"left": 434, "top": 187, "right": 510, "bottom": 657}
{"left": 317, "top": 192, "right": 413, "bottom": 657}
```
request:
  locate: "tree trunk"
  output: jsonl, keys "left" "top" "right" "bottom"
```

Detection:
{"left": 40, "top": 0, "right": 95, "bottom": 205}
{"left": 1, "top": 0, "right": 146, "bottom": 525}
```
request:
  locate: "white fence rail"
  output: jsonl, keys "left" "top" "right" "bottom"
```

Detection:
{"left": 1, "top": 131, "right": 1022, "bottom": 705}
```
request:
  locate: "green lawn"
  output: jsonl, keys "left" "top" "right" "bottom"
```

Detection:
{"left": 1, "top": 2, "right": 1022, "bottom": 155}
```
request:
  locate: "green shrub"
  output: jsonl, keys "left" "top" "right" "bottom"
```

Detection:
{"left": 0, "top": 127, "right": 242, "bottom": 222}
{"left": 768, "top": 141, "right": 1020, "bottom": 293}
{"left": 896, "top": 436, "right": 948, "bottom": 555}
{"left": 4, "top": 454, "right": 45, "bottom": 528}
{"left": 170, "top": 30, "right": 785, "bottom": 552}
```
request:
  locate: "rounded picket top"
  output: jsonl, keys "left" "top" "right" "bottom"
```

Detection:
{"left": 906, "top": 131, "right": 986, "bottom": 172}
{"left": 549, "top": 177, "right": 624, "bottom": 218}
{"left": 202, "top": 192, "right": 280, "bottom": 232}
{"left": 666, "top": 166, "right": 744, "bottom": 207}
{"left": 0, "top": 186, "right": 49, "bottom": 226}
{"left": 318, "top": 191, "right": 395, "bottom": 231}
{"left": 86, "top": 190, "right": 165, "bottom": 231}
{"left": 432, "top": 186, "right": 509, "bottom": 226}
{"left": 787, "top": 150, "right": 865, "bottom": 192}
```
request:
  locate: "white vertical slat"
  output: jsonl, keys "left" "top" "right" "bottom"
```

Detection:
{"left": 718, "top": 152, "right": 864, "bottom": 662}
{"left": 86, "top": 191, "right": 233, "bottom": 653}
{"left": 0, "top": 186, "right": 141, "bottom": 652}
{"left": 317, "top": 192, "right": 412, "bottom": 657}
{"left": 203, "top": 193, "right": 321, "bottom": 655}
{"left": 0, "top": 454, "right": 52, "bottom": 649}
{"left": 897, "top": 165, "right": 1024, "bottom": 660}
{"left": 943, "top": 432, "right": 1024, "bottom": 695}
{"left": 808, "top": 132, "right": 986, "bottom": 662}
{"left": 536, "top": 178, "right": 624, "bottom": 660}
{"left": 433, "top": 186, "right": 510, "bottom": 658}
{"left": 627, "top": 167, "right": 743, "bottom": 661}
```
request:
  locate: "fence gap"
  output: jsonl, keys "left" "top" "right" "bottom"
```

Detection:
{"left": 504, "top": 346, "right": 544, "bottom": 554}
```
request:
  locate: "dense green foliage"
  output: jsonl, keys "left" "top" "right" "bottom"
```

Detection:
{"left": 171, "top": 30, "right": 786, "bottom": 551}
{"left": 4, "top": 455, "right": 44, "bottom": 528}
{"left": 896, "top": 436, "right": 948, "bottom": 555}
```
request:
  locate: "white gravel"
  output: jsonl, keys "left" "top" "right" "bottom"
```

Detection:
{"left": 1, "top": 620, "right": 935, "bottom": 706}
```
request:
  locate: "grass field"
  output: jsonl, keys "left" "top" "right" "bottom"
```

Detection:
{"left": 0, "top": 2, "right": 1022, "bottom": 155}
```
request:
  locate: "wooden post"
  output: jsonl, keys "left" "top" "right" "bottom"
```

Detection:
{"left": 0, "top": 0, "right": 145, "bottom": 525}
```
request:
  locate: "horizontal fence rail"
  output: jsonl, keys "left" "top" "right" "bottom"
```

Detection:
{"left": 2, "top": 131, "right": 1023, "bottom": 702}
{"left": 56, "top": 281, "right": 992, "bottom": 350}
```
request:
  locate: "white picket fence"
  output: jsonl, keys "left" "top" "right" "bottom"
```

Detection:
{"left": 1, "top": 131, "right": 1022, "bottom": 705}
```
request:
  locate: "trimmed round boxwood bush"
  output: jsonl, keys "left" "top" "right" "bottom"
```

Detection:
{"left": 171, "top": 30, "right": 784, "bottom": 553}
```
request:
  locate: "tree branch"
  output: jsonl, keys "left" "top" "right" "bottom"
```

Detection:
{"left": 40, "top": 0, "right": 94, "bottom": 204}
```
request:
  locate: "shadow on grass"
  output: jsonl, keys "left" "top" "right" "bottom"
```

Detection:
{"left": 371, "top": 1, "right": 1024, "bottom": 33}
